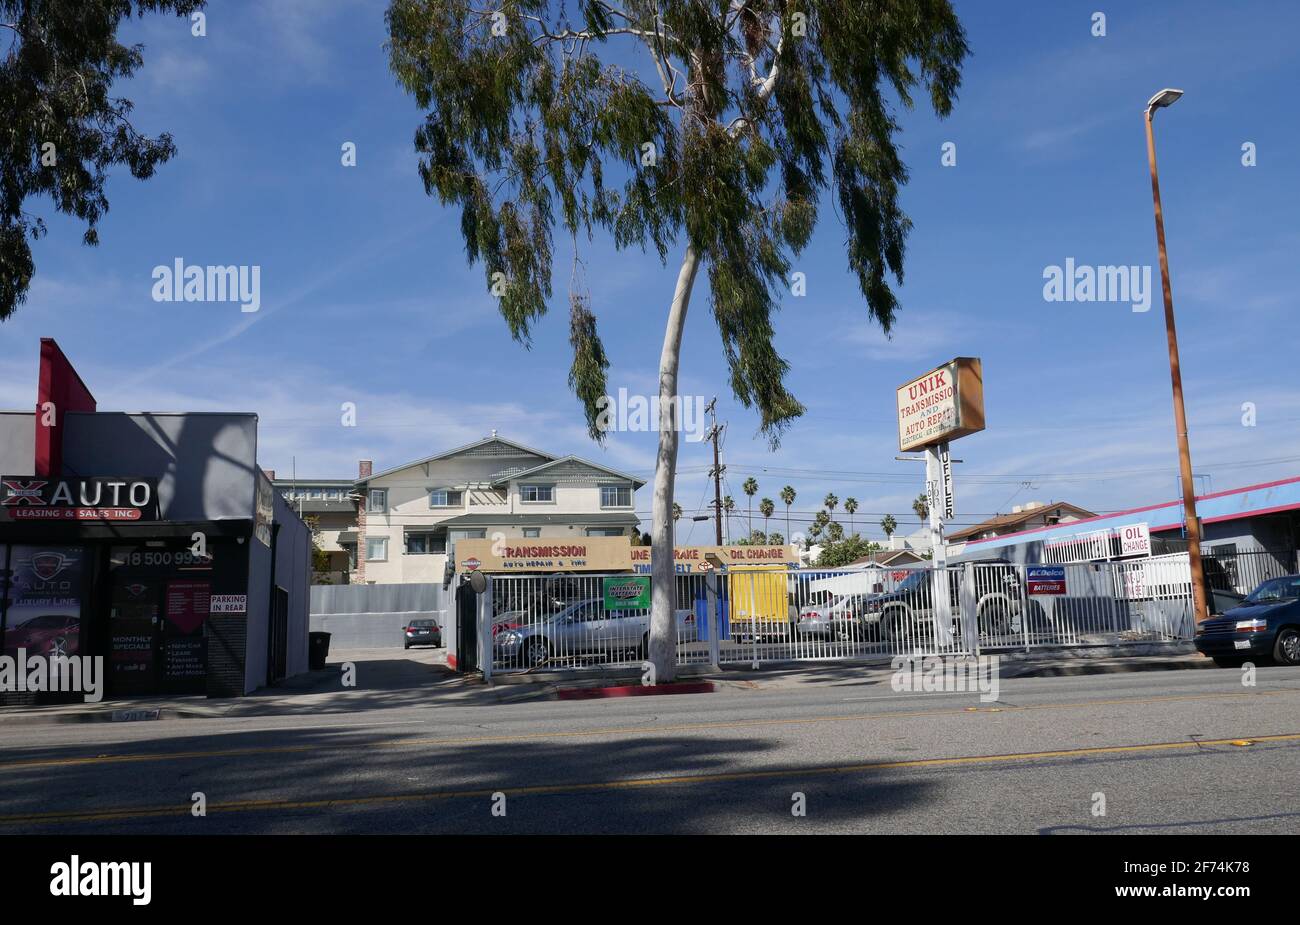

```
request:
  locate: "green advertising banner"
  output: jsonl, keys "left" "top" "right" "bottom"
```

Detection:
{"left": 602, "top": 576, "right": 651, "bottom": 610}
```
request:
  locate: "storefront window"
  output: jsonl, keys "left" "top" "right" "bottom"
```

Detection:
{"left": 108, "top": 544, "right": 214, "bottom": 695}
{"left": 2, "top": 545, "right": 85, "bottom": 663}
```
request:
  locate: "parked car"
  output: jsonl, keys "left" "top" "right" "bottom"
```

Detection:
{"left": 797, "top": 593, "right": 870, "bottom": 639}
{"left": 3, "top": 614, "right": 79, "bottom": 657}
{"left": 860, "top": 564, "right": 1024, "bottom": 643}
{"left": 1194, "top": 575, "right": 1300, "bottom": 666}
{"left": 402, "top": 619, "right": 442, "bottom": 649}
{"left": 494, "top": 598, "right": 698, "bottom": 667}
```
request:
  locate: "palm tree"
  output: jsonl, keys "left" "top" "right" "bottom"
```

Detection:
{"left": 880, "top": 513, "right": 898, "bottom": 539}
{"left": 759, "top": 497, "right": 775, "bottom": 540}
{"left": 844, "top": 497, "right": 858, "bottom": 534}
{"left": 722, "top": 495, "right": 735, "bottom": 543}
{"left": 780, "top": 485, "right": 796, "bottom": 540}
{"left": 743, "top": 477, "right": 758, "bottom": 536}
{"left": 913, "top": 493, "right": 929, "bottom": 523}
{"left": 768, "top": 531, "right": 784, "bottom": 545}
{"left": 824, "top": 492, "right": 838, "bottom": 517}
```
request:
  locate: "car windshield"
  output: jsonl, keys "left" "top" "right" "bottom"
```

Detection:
{"left": 410, "top": 620, "right": 434, "bottom": 628}
{"left": 894, "top": 571, "right": 926, "bottom": 591}
{"left": 1245, "top": 577, "right": 1300, "bottom": 604}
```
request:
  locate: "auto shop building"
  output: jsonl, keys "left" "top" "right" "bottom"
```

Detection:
{"left": 0, "top": 339, "right": 311, "bottom": 703}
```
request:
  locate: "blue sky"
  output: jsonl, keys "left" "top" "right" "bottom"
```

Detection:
{"left": 2, "top": 0, "right": 1298, "bottom": 543}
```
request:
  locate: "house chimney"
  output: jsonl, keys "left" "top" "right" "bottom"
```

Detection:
{"left": 358, "top": 459, "right": 373, "bottom": 479}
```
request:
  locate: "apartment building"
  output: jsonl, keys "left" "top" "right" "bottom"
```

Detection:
{"left": 350, "top": 433, "right": 644, "bottom": 584}
{"left": 270, "top": 475, "right": 356, "bottom": 579}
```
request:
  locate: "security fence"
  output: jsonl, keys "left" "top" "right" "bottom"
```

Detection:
{"left": 481, "top": 554, "right": 1203, "bottom": 675}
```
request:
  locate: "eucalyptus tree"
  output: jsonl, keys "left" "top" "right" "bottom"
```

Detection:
{"left": 386, "top": 0, "right": 968, "bottom": 681}
{"left": 0, "top": 0, "right": 207, "bottom": 319}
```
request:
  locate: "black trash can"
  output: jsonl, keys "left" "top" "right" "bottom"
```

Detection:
{"left": 308, "top": 631, "right": 331, "bottom": 670}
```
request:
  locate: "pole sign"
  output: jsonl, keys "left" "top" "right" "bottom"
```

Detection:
{"left": 0, "top": 476, "right": 160, "bottom": 521}
{"left": 1026, "top": 565, "right": 1067, "bottom": 595}
{"left": 896, "top": 357, "right": 986, "bottom": 452}
{"left": 602, "top": 576, "right": 650, "bottom": 609}
{"left": 940, "top": 445, "right": 954, "bottom": 520}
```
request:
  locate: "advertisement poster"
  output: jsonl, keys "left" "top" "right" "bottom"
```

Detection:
{"left": 2, "top": 545, "right": 83, "bottom": 660}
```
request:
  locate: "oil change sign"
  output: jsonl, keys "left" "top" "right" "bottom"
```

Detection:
{"left": 602, "top": 576, "right": 650, "bottom": 610}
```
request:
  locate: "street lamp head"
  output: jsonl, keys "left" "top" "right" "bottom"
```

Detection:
{"left": 1146, "top": 88, "right": 1184, "bottom": 114}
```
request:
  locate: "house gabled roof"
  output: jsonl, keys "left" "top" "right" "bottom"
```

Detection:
{"left": 493, "top": 455, "right": 647, "bottom": 490}
{"left": 846, "top": 549, "right": 926, "bottom": 568}
{"left": 946, "top": 501, "right": 1096, "bottom": 543}
{"left": 359, "top": 435, "right": 556, "bottom": 484}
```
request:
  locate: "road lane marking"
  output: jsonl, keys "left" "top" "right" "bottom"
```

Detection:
{"left": 0, "top": 689, "right": 1293, "bottom": 773}
{"left": 4, "top": 731, "right": 1298, "bottom": 826}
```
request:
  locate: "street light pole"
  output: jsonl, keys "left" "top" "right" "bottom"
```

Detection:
{"left": 1144, "top": 88, "right": 1208, "bottom": 626}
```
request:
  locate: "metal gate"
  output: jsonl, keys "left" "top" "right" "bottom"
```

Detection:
{"left": 480, "top": 555, "right": 1200, "bottom": 676}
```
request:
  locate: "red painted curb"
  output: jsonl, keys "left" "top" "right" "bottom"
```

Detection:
{"left": 557, "top": 681, "right": 715, "bottom": 700}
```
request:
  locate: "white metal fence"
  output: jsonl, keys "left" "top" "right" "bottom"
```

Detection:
{"left": 481, "top": 554, "right": 1201, "bottom": 675}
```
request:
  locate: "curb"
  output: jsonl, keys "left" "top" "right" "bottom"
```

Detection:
{"left": 557, "top": 681, "right": 715, "bottom": 700}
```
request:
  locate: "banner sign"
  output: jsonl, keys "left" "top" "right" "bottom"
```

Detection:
{"left": 0, "top": 476, "right": 160, "bottom": 521}
{"left": 602, "top": 576, "right": 650, "bottom": 609}
{"left": 453, "top": 537, "right": 800, "bottom": 573}
{"left": 896, "top": 357, "right": 986, "bottom": 452}
{"left": 1026, "top": 565, "right": 1067, "bottom": 595}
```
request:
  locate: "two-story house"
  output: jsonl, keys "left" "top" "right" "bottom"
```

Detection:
{"left": 352, "top": 433, "right": 644, "bottom": 584}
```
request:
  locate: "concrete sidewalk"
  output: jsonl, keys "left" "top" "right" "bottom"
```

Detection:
{"left": 0, "top": 645, "right": 1223, "bottom": 726}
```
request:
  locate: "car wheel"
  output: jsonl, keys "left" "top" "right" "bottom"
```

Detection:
{"left": 523, "top": 638, "right": 550, "bottom": 668}
{"left": 403, "top": 642, "right": 410, "bottom": 650}
{"left": 880, "top": 610, "right": 909, "bottom": 645}
{"left": 978, "top": 601, "right": 1012, "bottom": 637}
{"left": 1273, "top": 628, "right": 1300, "bottom": 666}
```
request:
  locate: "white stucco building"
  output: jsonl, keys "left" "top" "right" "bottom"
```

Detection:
{"left": 350, "top": 434, "right": 644, "bottom": 584}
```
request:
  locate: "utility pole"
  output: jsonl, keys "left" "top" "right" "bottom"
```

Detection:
{"left": 705, "top": 397, "right": 725, "bottom": 545}
{"left": 1144, "top": 87, "right": 1207, "bottom": 626}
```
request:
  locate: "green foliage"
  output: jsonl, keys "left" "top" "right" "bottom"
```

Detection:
{"left": 0, "top": 0, "right": 206, "bottom": 320}
{"left": 815, "top": 533, "right": 880, "bottom": 568}
{"left": 386, "top": 0, "right": 968, "bottom": 438}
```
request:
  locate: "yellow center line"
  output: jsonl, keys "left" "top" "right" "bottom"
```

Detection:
{"left": 4, "top": 731, "right": 1297, "bottom": 826}
{"left": 0, "top": 688, "right": 1290, "bottom": 772}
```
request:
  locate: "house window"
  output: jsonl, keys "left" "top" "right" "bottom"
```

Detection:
{"left": 368, "top": 489, "right": 387, "bottom": 513}
{"left": 365, "top": 537, "right": 388, "bottom": 561}
{"left": 428, "top": 489, "right": 464, "bottom": 508}
{"left": 520, "top": 484, "right": 554, "bottom": 503}
{"left": 405, "top": 534, "right": 446, "bottom": 555}
{"left": 600, "top": 485, "right": 632, "bottom": 508}
{"left": 586, "top": 527, "right": 624, "bottom": 537}
{"left": 522, "top": 528, "right": 541, "bottom": 538}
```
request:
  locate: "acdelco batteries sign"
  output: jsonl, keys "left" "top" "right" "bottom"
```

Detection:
{"left": 896, "top": 357, "right": 986, "bottom": 452}
{"left": 0, "top": 476, "right": 159, "bottom": 521}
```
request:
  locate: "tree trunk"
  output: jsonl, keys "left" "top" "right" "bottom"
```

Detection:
{"left": 648, "top": 243, "right": 701, "bottom": 684}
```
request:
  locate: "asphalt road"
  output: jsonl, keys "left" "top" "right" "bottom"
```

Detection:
{"left": 1, "top": 653, "right": 1298, "bottom": 834}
